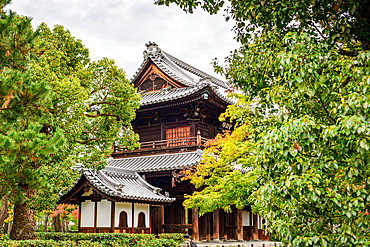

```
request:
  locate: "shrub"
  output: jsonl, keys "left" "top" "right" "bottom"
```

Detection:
{"left": 0, "top": 240, "right": 77, "bottom": 247}
{"left": 158, "top": 233, "right": 184, "bottom": 242}
{"left": 137, "top": 238, "right": 182, "bottom": 247}
{"left": 1, "top": 232, "right": 183, "bottom": 246}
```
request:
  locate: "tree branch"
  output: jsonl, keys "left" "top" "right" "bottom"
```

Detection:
{"left": 84, "top": 113, "right": 117, "bottom": 118}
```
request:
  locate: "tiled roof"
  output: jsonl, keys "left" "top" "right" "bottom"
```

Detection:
{"left": 140, "top": 80, "right": 233, "bottom": 106}
{"left": 131, "top": 41, "right": 229, "bottom": 89}
{"left": 59, "top": 165, "right": 174, "bottom": 203}
{"left": 107, "top": 149, "right": 203, "bottom": 173}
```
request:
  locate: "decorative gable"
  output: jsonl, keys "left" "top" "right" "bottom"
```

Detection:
{"left": 131, "top": 41, "right": 230, "bottom": 91}
{"left": 135, "top": 63, "right": 183, "bottom": 92}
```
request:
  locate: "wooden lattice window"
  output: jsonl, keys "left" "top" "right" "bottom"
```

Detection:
{"left": 139, "top": 78, "right": 168, "bottom": 92}
{"left": 119, "top": 211, "right": 128, "bottom": 228}
{"left": 166, "top": 126, "right": 190, "bottom": 146}
{"left": 138, "top": 212, "right": 146, "bottom": 228}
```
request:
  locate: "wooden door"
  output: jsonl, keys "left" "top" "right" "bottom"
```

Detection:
{"left": 150, "top": 205, "right": 162, "bottom": 235}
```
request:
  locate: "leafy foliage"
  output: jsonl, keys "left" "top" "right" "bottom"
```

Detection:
{"left": 183, "top": 124, "right": 260, "bottom": 215}
{"left": 0, "top": 1, "right": 140, "bottom": 239}
{"left": 156, "top": 0, "right": 370, "bottom": 245}
{"left": 30, "top": 233, "right": 182, "bottom": 247}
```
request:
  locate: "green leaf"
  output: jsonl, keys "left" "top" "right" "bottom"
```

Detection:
{"left": 360, "top": 140, "right": 369, "bottom": 150}
{"left": 289, "top": 146, "right": 298, "bottom": 156}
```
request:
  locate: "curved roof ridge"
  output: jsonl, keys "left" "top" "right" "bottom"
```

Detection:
{"left": 131, "top": 42, "right": 230, "bottom": 89}
{"left": 135, "top": 172, "right": 162, "bottom": 194}
{"left": 58, "top": 164, "right": 175, "bottom": 203}
{"left": 108, "top": 149, "right": 202, "bottom": 162}
{"left": 160, "top": 53, "right": 196, "bottom": 84}
{"left": 163, "top": 51, "right": 229, "bottom": 89}
{"left": 139, "top": 82, "right": 234, "bottom": 106}
{"left": 98, "top": 170, "right": 120, "bottom": 188}
{"left": 107, "top": 149, "right": 204, "bottom": 173}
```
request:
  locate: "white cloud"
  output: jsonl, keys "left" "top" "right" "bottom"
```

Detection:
{"left": 9, "top": 0, "right": 239, "bottom": 80}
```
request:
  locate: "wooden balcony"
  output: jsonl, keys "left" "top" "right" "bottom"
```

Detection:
{"left": 112, "top": 133, "right": 208, "bottom": 158}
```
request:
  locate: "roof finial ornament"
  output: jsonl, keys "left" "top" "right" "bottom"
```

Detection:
{"left": 144, "top": 41, "right": 163, "bottom": 60}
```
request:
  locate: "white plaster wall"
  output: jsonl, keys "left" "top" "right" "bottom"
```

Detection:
{"left": 134, "top": 204, "right": 150, "bottom": 227}
{"left": 97, "top": 200, "right": 111, "bottom": 227}
{"left": 115, "top": 202, "right": 132, "bottom": 227}
{"left": 242, "top": 211, "right": 250, "bottom": 226}
{"left": 81, "top": 200, "right": 95, "bottom": 227}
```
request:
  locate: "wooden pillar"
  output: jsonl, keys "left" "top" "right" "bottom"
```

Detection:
{"left": 78, "top": 202, "right": 81, "bottom": 233}
{"left": 252, "top": 213, "right": 259, "bottom": 240}
{"left": 249, "top": 211, "right": 253, "bottom": 240}
{"left": 237, "top": 209, "right": 243, "bottom": 240}
{"left": 149, "top": 205, "right": 153, "bottom": 234}
{"left": 181, "top": 203, "right": 186, "bottom": 234}
{"left": 192, "top": 208, "right": 199, "bottom": 242}
{"left": 160, "top": 205, "right": 164, "bottom": 234}
{"left": 220, "top": 210, "right": 227, "bottom": 240}
{"left": 196, "top": 130, "right": 201, "bottom": 146}
{"left": 111, "top": 202, "right": 115, "bottom": 233}
{"left": 213, "top": 209, "right": 220, "bottom": 240}
{"left": 132, "top": 203, "right": 135, "bottom": 233}
{"left": 94, "top": 201, "right": 97, "bottom": 233}
{"left": 206, "top": 213, "right": 211, "bottom": 240}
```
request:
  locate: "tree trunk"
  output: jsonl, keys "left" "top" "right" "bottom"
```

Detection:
{"left": 9, "top": 188, "right": 36, "bottom": 240}
{"left": 65, "top": 218, "right": 69, "bottom": 233}
{"left": 60, "top": 216, "right": 65, "bottom": 233}
{"left": 3, "top": 222, "right": 8, "bottom": 234}
{"left": 0, "top": 195, "right": 8, "bottom": 233}
{"left": 52, "top": 215, "right": 62, "bottom": 232}
{"left": 43, "top": 213, "right": 49, "bottom": 232}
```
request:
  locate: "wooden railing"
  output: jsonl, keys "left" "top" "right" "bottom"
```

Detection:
{"left": 113, "top": 132, "right": 208, "bottom": 153}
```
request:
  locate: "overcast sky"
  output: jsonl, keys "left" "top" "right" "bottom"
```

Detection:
{"left": 9, "top": 0, "right": 239, "bottom": 81}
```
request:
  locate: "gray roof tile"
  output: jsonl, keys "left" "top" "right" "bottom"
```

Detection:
{"left": 59, "top": 166, "right": 174, "bottom": 203}
{"left": 107, "top": 149, "right": 203, "bottom": 173}
{"left": 140, "top": 81, "right": 233, "bottom": 106}
{"left": 131, "top": 42, "right": 229, "bottom": 89}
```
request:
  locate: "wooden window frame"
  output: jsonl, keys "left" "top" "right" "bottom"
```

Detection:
{"left": 119, "top": 211, "right": 128, "bottom": 228}
{"left": 138, "top": 212, "right": 146, "bottom": 228}
{"left": 165, "top": 126, "right": 191, "bottom": 146}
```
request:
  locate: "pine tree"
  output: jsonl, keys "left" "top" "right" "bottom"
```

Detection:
{"left": 0, "top": 0, "right": 65, "bottom": 240}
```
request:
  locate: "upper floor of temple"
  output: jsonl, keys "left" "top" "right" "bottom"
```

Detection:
{"left": 112, "top": 42, "right": 233, "bottom": 158}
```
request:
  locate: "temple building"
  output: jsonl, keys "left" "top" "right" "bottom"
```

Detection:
{"left": 59, "top": 42, "right": 268, "bottom": 241}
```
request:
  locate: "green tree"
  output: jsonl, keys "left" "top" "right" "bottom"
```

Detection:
{"left": 0, "top": 3, "right": 140, "bottom": 239}
{"left": 156, "top": 0, "right": 370, "bottom": 245}
{"left": 28, "top": 24, "right": 140, "bottom": 214}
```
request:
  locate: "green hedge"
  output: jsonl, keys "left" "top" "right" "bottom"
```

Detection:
{"left": 0, "top": 233, "right": 183, "bottom": 247}
{"left": 0, "top": 240, "right": 78, "bottom": 247}
{"left": 0, "top": 239, "right": 181, "bottom": 247}
{"left": 36, "top": 232, "right": 155, "bottom": 243}
{"left": 158, "top": 233, "right": 184, "bottom": 242}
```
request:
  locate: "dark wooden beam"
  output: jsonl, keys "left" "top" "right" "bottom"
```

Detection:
{"left": 60, "top": 179, "right": 88, "bottom": 204}
{"left": 78, "top": 202, "right": 81, "bottom": 233}
{"left": 221, "top": 210, "right": 227, "bottom": 240}
{"left": 162, "top": 224, "right": 193, "bottom": 229}
{"left": 206, "top": 213, "right": 211, "bottom": 241}
{"left": 111, "top": 202, "right": 115, "bottom": 233}
{"left": 160, "top": 205, "right": 164, "bottom": 234}
{"left": 252, "top": 213, "right": 259, "bottom": 240}
{"left": 237, "top": 209, "right": 243, "bottom": 240}
{"left": 192, "top": 209, "right": 199, "bottom": 242}
{"left": 149, "top": 205, "right": 152, "bottom": 234}
{"left": 213, "top": 209, "right": 219, "bottom": 240}
{"left": 132, "top": 203, "right": 135, "bottom": 233}
{"left": 94, "top": 201, "right": 97, "bottom": 233}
